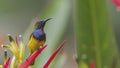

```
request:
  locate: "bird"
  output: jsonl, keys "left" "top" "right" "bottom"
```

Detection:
{"left": 27, "top": 18, "right": 51, "bottom": 65}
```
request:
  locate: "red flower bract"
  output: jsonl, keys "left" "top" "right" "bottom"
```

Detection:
{"left": 18, "top": 45, "right": 47, "bottom": 68}
{"left": 43, "top": 40, "right": 66, "bottom": 68}
{"left": 4, "top": 57, "right": 10, "bottom": 68}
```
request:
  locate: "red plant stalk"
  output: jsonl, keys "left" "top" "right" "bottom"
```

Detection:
{"left": 4, "top": 57, "right": 10, "bottom": 68}
{"left": 18, "top": 45, "right": 47, "bottom": 68}
{"left": 43, "top": 40, "right": 66, "bottom": 68}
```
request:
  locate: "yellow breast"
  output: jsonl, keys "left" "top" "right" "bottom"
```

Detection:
{"left": 28, "top": 35, "right": 45, "bottom": 54}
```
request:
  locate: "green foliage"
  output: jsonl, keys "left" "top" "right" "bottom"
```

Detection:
{"left": 74, "top": 0, "right": 120, "bottom": 68}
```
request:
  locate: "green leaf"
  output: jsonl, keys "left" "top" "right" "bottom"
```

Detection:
{"left": 74, "top": 0, "right": 120, "bottom": 68}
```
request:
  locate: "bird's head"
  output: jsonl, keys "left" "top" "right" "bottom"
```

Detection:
{"left": 34, "top": 18, "right": 52, "bottom": 30}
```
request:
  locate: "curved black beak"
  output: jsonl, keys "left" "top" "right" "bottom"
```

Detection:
{"left": 42, "top": 18, "right": 52, "bottom": 28}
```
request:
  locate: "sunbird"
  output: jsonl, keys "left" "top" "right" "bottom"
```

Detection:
{"left": 27, "top": 18, "right": 51, "bottom": 65}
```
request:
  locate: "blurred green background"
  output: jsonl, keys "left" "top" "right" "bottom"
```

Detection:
{"left": 0, "top": 0, "right": 120, "bottom": 68}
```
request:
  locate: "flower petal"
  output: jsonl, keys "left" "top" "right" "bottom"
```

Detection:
{"left": 43, "top": 40, "right": 66, "bottom": 68}
{"left": 10, "top": 56, "right": 16, "bottom": 68}
{"left": 19, "top": 35, "right": 25, "bottom": 63}
{"left": 18, "top": 45, "right": 47, "bottom": 68}
{"left": 4, "top": 50, "right": 7, "bottom": 64}
{"left": 4, "top": 57, "right": 10, "bottom": 68}
{"left": 8, "top": 34, "right": 19, "bottom": 60}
